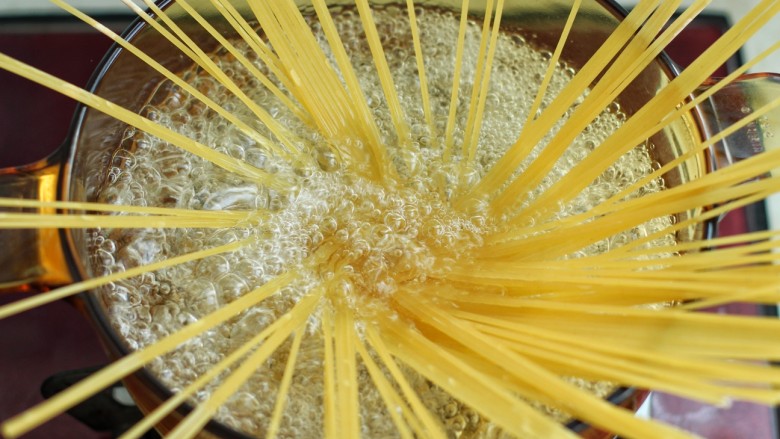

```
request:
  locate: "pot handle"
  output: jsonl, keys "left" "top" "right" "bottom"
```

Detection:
{"left": 696, "top": 73, "right": 780, "bottom": 170}
{"left": 0, "top": 148, "right": 73, "bottom": 293}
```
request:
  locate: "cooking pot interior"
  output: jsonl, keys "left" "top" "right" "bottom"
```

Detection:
{"left": 61, "top": 0, "right": 708, "bottom": 436}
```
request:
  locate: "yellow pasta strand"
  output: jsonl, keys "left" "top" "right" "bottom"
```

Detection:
{"left": 266, "top": 329, "right": 306, "bottom": 439}
{"left": 524, "top": 0, "right": 582, "bottom": 126}
{"left": 406, "top": 0, "right": 437, "bottom": 145}
{"left": 0, "top": 52, "right": 279, "bottom": 187}
{"left": 321, "top": 305, "right": 338, "bottom": 438}
{"left": 1, "top": 269, "right": 299, "bottom": 438}
{"left": 443, "top": 0, "right": 471, "bottom": 160}
{"left": 0, "top": 212, "right": 247, "bottom": 229}
{"left": 334, "top": 302, "right": 361, "bottom": 439}
{"left": 0, "top": 197, "right": 250, "bottom": 219}
{"left": 458, "top": 0, "right": 497, "bottom": 185}
{"left": 364, "top": 326, "right": 448, "bottom": 439}
{"left": 165, "top": 290, "right": 321, "bottom": 439}
{"left": 0, "top": 237, "right": 253, "bottom": 320}
{"left": 134, "top": 0, "right": 304, "bottom": 161}
{"left": 355, "top": 0, "right": 412, "bottom": 151}
{"left": 118, "top": 297, "right": 310, "bottom": 439}
{"left": 354, "top": 337, "right": 416, "bottom": 439}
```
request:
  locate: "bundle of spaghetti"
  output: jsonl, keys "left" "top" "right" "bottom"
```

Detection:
{"left": 438, "top": 303, "right": 780, "bottom": 403}
{"left": 443, "top": 298, "right": 780, "bottom": 360}
{"left": 387, "top": 289, "right": 697, "bottom": 439}
{"left": 480, "top": 165, "right": 780, "bottom": 260}
{"left": 436, "top": 316, "right": 778, "bottom": 407}
{"left": 441, "top": 296, "right": 779, "bottom": 380}
{"left": 406, "top": 287, "right": 780, "bottom": 392}
{"left": 49, "top": 0, "right": 302, "bottom": 163}
{"left": 502, "top": 0, "right": 780, "bottom": 222}
{"left": 247, "top": 0, "right": 394, "bottom": 179}
{"left": 476, "top": 0, "right": 702, "bottom": 213}
{"left": 126, "top": 0, "right": 306, "bottom": 162}
{"left": 460, "top": 0, "right": 678, "bottom": 202}
{"left": 458, "top": 0, "right": 504, "bottom": 185}
{"left": 436, "top": 260, "right": 780, "bottom": 306}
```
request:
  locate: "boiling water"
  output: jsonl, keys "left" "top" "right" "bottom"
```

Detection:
{"left": 92, "top": 5, "right": 673, "bottom": 438}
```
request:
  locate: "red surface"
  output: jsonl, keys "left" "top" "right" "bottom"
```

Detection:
{"left": 0, "top": 293, "right": 110, "bottom": 439}
{"left": 0, "top": 18, "right": 122, "bottom": 439}
{"left": 0, "top": 30, "right": 116, "bottom": 167}
{"left": 665, "top": 19, "right": 738, "bottom": 78}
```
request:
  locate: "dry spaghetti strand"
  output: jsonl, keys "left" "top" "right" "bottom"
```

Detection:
{"left": 131, "top": 0, "right": 304, "bottom": 162}
{"left": 0, "top": 268, "right": 300, "bottom": 438}
{"left": 510, "top": 0, "right": 780, "bottom": 220}
{"left": 0, "top": 52, "right": 278, "bottom": 187}
{"left": 0, "top": 197, "right": 251, "bottom": 219}
{"left": 266, "top": 328, "right": 306, "bottom": 439}
{"left": 49, "top": 0, "right": 288, "bottom": 159}
{"left": 118, "top": 293, "right": 314, "bottom": 439}
{"left": 462, "top": 0, "right": 663, "bottom": 200}
{"left": 165, "top": 290, "right": 321, "bottom": 439}
{"left": 393, "top": 291, "right": 701, "bottom": 439}
{"left": 0, "top": 237, "right": 253, "bottom": 321}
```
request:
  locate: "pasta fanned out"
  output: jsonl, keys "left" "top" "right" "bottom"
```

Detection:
{"left": 1, "top": 0, "right": 780, "bottom": 438}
